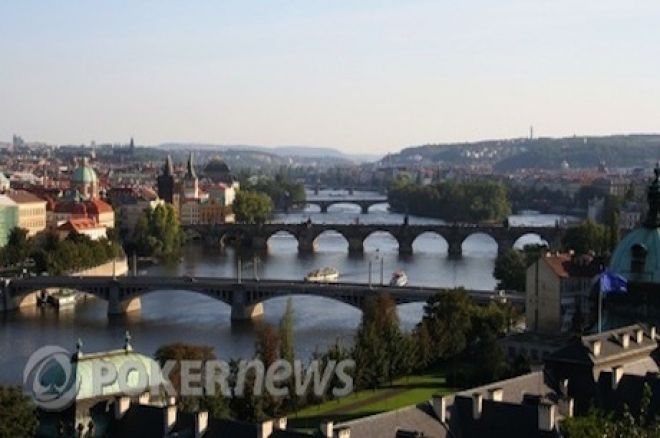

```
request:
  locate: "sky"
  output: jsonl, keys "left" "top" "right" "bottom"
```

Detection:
{"left": 1, "top": 1, "right": 659, "bottom": 154}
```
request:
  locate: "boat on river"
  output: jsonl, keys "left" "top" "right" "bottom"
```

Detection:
{"left": 305, "top": 267, "right": 339, "bottom": 283}
{"left": 389, "top": 270, "right": 408, "bottom": 287}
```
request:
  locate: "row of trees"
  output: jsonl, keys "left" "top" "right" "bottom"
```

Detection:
{"left": 0, "top": 227, "right": 123, "bottom": 275}
{"left": 239, "top": 173, "right": 306, "bottom": 211}
{"left": 388, "top": 178, "right": 511, "bottom": 222}
{"left": 232, "top": 191, "right": 273, "bottom": 225}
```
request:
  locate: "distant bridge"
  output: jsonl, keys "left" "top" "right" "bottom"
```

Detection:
{"left": 302, "top": 196, "right": 389, "bottom": 214}
{"left": 1, "top": 276, "right": 523, "bottom": 320}
{"left": 186, "top": 222, "right": 564, "bottom": 257}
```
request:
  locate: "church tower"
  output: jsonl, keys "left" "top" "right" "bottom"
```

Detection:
{"left": 182, "top": 152, "right": 199, "bottom": 199}
{"left": 157, "top": 155, "right": 175, "bottom": 203}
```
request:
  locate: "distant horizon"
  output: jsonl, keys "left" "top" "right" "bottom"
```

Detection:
{"left": 5, "top": 130, "right": 660, "bottom": 157}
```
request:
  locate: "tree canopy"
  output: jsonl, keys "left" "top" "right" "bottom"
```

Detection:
{"left": 562, "top": 220, "right": 609, "bottom": 255}
{"left": 132, "top": 204, "right": 182, "bottom": 258}
{"left": 0, "top": 385, "right": 38, "bottom": 438}
{"left": 232, "top": 191, "right": 273, "bottom": 224}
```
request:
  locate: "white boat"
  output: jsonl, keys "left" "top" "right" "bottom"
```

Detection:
{"left": 305, "top": 267, "right": 339, "bottom": 283}
{"left": 389, "top": 270, "right": 408, "bottom": 287}
{"left": 48, "top": 289, "right": 78, "bottom": 308}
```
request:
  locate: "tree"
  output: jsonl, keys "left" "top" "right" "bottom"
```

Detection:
{"left": 233, "top": 191, "right": 273, "bottom": 224}
{"left": 493, "top": 249, "right": 527, "bottom": 291}
{"left": 132, "top": 204, "right": 182, "bottom": 258}
{"left": 255, "top": 324, "right": 280, "bottom": 369}
{"left": 0, "top": 385, "right": 38, "bottom": 438}
{"left": 562, "top": 220, "right": 609, "bottom": 255}
{"left": 3, "top": 228, "right": 31, "bottom": 266}
{"left": 420, "top": 290, "right": 473, "bottom": 364}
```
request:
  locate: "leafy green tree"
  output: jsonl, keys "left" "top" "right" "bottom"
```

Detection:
{"left": 0, "top": 385, "right": 38, "bottom": 438}
{"left": 562, "top": 220, "right": 609, "bottom": 255}
{"left": 233, "top": 191, "right": 273, "bottom": 224}
{"left": 493, "top": 249, "right": 527, "bottom": 291}
{"left": 3, "top": 228, "right": 31, "bottom": 266}
{"left": 132, "top": 204, "right": 182, "bottom": 258}
{"left": 420, "top": 290, "right": 473, "bottom": 364}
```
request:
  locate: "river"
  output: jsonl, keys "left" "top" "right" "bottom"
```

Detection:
{"left": 0, "top": 192, "right": 573, "bottom": 383}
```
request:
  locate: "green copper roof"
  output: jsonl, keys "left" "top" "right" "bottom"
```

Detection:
{"left": 610, "top": 163, "right": 660, "bottom": 284}
{"left": 74, "top": 349, "right": 164, "bottom": 400}
{"left": 610, "top": 227, "right": 660, "bottom": 283}
{"left": 72, "top": 158, "right": 98, "bottom": 184}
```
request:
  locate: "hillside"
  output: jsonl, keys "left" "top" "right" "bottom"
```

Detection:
{"left": 382, "top": 134, "right": 660, "bottom": 170}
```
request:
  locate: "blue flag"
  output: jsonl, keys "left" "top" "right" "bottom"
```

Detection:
{"left": 600, "top": 271, "right": 628, "bottom": 295}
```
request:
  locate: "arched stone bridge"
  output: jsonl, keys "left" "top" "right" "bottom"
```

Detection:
{"left": 189, "top": 222, "right": 564, "bottom": 257}
{"left": 1, "top": 276, "right": 522, "bottom": 320}
{"left": 303, "top": 196, "right": 389, "bottom": 214}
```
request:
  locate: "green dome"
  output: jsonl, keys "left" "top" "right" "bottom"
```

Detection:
{"left": 72, "top": 158, "right": 98, "bottom": 184}
{"left": 610, "top": 226, "right": 660, "bottom": 284}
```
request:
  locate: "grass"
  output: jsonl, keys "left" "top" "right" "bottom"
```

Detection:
{"left": 287, "top": 369, "right": 454, "bottom": 429}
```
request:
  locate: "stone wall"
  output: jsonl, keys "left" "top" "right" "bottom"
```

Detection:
{"left": 73, "top": 257, "right": 129, "bottom": 277}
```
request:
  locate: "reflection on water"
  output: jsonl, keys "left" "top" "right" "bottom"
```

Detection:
{"left": 0, "top": 191, "right": 572, "bottom": 383}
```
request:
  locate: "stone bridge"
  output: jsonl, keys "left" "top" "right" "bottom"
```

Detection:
{"left": 303, "top": 196, "right": 389, "bottom": 213}
{"left": 0, "top": 276, "right": 522, "bottom": 320}
{"left": 188, "top": 222, "right": 564, "bottom": 257}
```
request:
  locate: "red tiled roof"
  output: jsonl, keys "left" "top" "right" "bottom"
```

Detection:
{"left": 542, "top": 253, "right": 602, "bottom": 279}
{"left": 57, "top": 218, "right": 104, "bottom": 232}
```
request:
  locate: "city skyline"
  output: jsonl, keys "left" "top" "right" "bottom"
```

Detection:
{"left": 2, "top": 1, "right": 660, "bottom": 153}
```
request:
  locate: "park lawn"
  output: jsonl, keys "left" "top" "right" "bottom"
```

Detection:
{"left": 288, "top": 369, "right": 454, "bottom": 429}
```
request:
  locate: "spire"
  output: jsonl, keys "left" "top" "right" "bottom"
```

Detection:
{"left": 186, "top": 152, "right": 197, "bottom": 179}
{"left": 645, "top": 162, "right": 660, "bottom": 228}
{"left": 163, "top": 155, "right": 174, "bottom": 176}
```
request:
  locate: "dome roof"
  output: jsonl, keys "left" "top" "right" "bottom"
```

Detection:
{"left": 204, "top": 156, "right": 230, "bottom": 173}
{"left": 72, "top": 158, "right": 98, "bottom": 184}
{"left": 610, "top": 163, "right": 660, "bottom": 284}
{"left": 610, "top": 227, "right": 660, "bottom": 284}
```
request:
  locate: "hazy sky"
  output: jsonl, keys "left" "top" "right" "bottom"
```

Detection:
{"left": 1, "top": 1, "right": 659, "bottom": 153}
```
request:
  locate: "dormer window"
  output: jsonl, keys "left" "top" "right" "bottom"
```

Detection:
{"left": 631, "top": 243, "right": 647, "bottom": 274}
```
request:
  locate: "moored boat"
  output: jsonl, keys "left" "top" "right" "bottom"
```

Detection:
{"left": 389, "top": 270, "right": 408, "bottom": 287}
{"left": 305, "top": 267, "right": 339, "bottom": 283}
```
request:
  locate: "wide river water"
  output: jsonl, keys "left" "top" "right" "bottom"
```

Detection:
{"left": 0, "top": 191, "right": 573, "bottom": 383}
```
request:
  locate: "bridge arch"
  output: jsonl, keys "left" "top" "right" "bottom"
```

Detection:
{"left": 312, "top": 229, "right": 350, "bottom": 252}
{"left": 461, "top": 232, "right": 498, "bottom": 257}
{"left": 364, "top": 229, "right": 399, "bottom": 253}
{"left": 512, "top": 233, "right": 550, "bottom": 250}
{"left": 246, "top": 293, "right": 364, "bottom": 313}
{"left": 366, "top": 202, "right": 389, "bottom": 213}
{"left": 325, "top": 202, "right": 363, "bottom": 214}
{"left": 411, "top": 231, "right": 449, "bottom": 254}
{"left": 266, "top": 230, "right": 298, "bottom": 252}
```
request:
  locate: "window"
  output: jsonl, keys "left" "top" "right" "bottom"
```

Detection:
{"left": 631, "top": 243, "right": 647, "bottom": 274}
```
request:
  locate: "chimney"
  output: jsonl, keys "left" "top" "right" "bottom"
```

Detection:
{"left": 164, "top": 403, "right": 177, "bottom": 433}
{"left": 612, "top": 366, "right": 624, "bottom": 389}
{"left": 194, "top": 411, "right": 208, "bottom": 438}
{"left": 651, "top": 326, "right": 657, "bottom": 340}
{"left": 538, "top": 403, "right": 556, "bottom": 432}
{"left": 566, "top": 398, "right": 574, "bottom": 418}
{"left": 621, "top": 333, "right": 630, "bottom": 349}
{"left": 259, "top": 420, "right": 274, "bottom": 438}
{"left": 114, "top": 396, "right": 130, "bottom": 419}
{"left": 274, "top": 417, "right": 287, "bottom": 430}
{"left": 636, "top": 329, "right": 645, "bottom": 344}
{"left": 320, "top": 421, "right": 334, "bottom": 438}
{"left": 560, "top": 379, "right": 569, "bottom": 397}
{"left": 472, "top": 393, "right": 483, "bottom": 420}
{"left": 432, "top": 394, "right": 447, "bottom": 423}
{"left": 592, "top": 340, "right": 601, "bottom": 357}
{"left": 336, "top": 427, "right": 351, "bottom": 438}
{"left": 488, "top": 388, "right": 503, "bottom": 402}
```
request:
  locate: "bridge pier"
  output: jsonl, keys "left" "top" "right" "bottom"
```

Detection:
{"left": 298, "top": 237, "right": 315, "bottom": 253}
{"left": 252, "top": 236, "right": 268, "bottom": 251}
{"left": 360, "top": 204, "right": 369, "bottom": 214}
{"left": 348, "top": 237, "right": 364, "bottom": 254}
{"left": 107, "top": 286, "right": 141, "bottom": 315}
{"left": 398, "top": 238, "right": 413, "bottom": 255}
{"left": 320, "top": 204, "right": 329, "bottom": 213}
{"left": 231, "top": 289, "right": 264, "bottom": 321}
{"left": 447, "top": 240, "right": 463, "bottom": 258}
